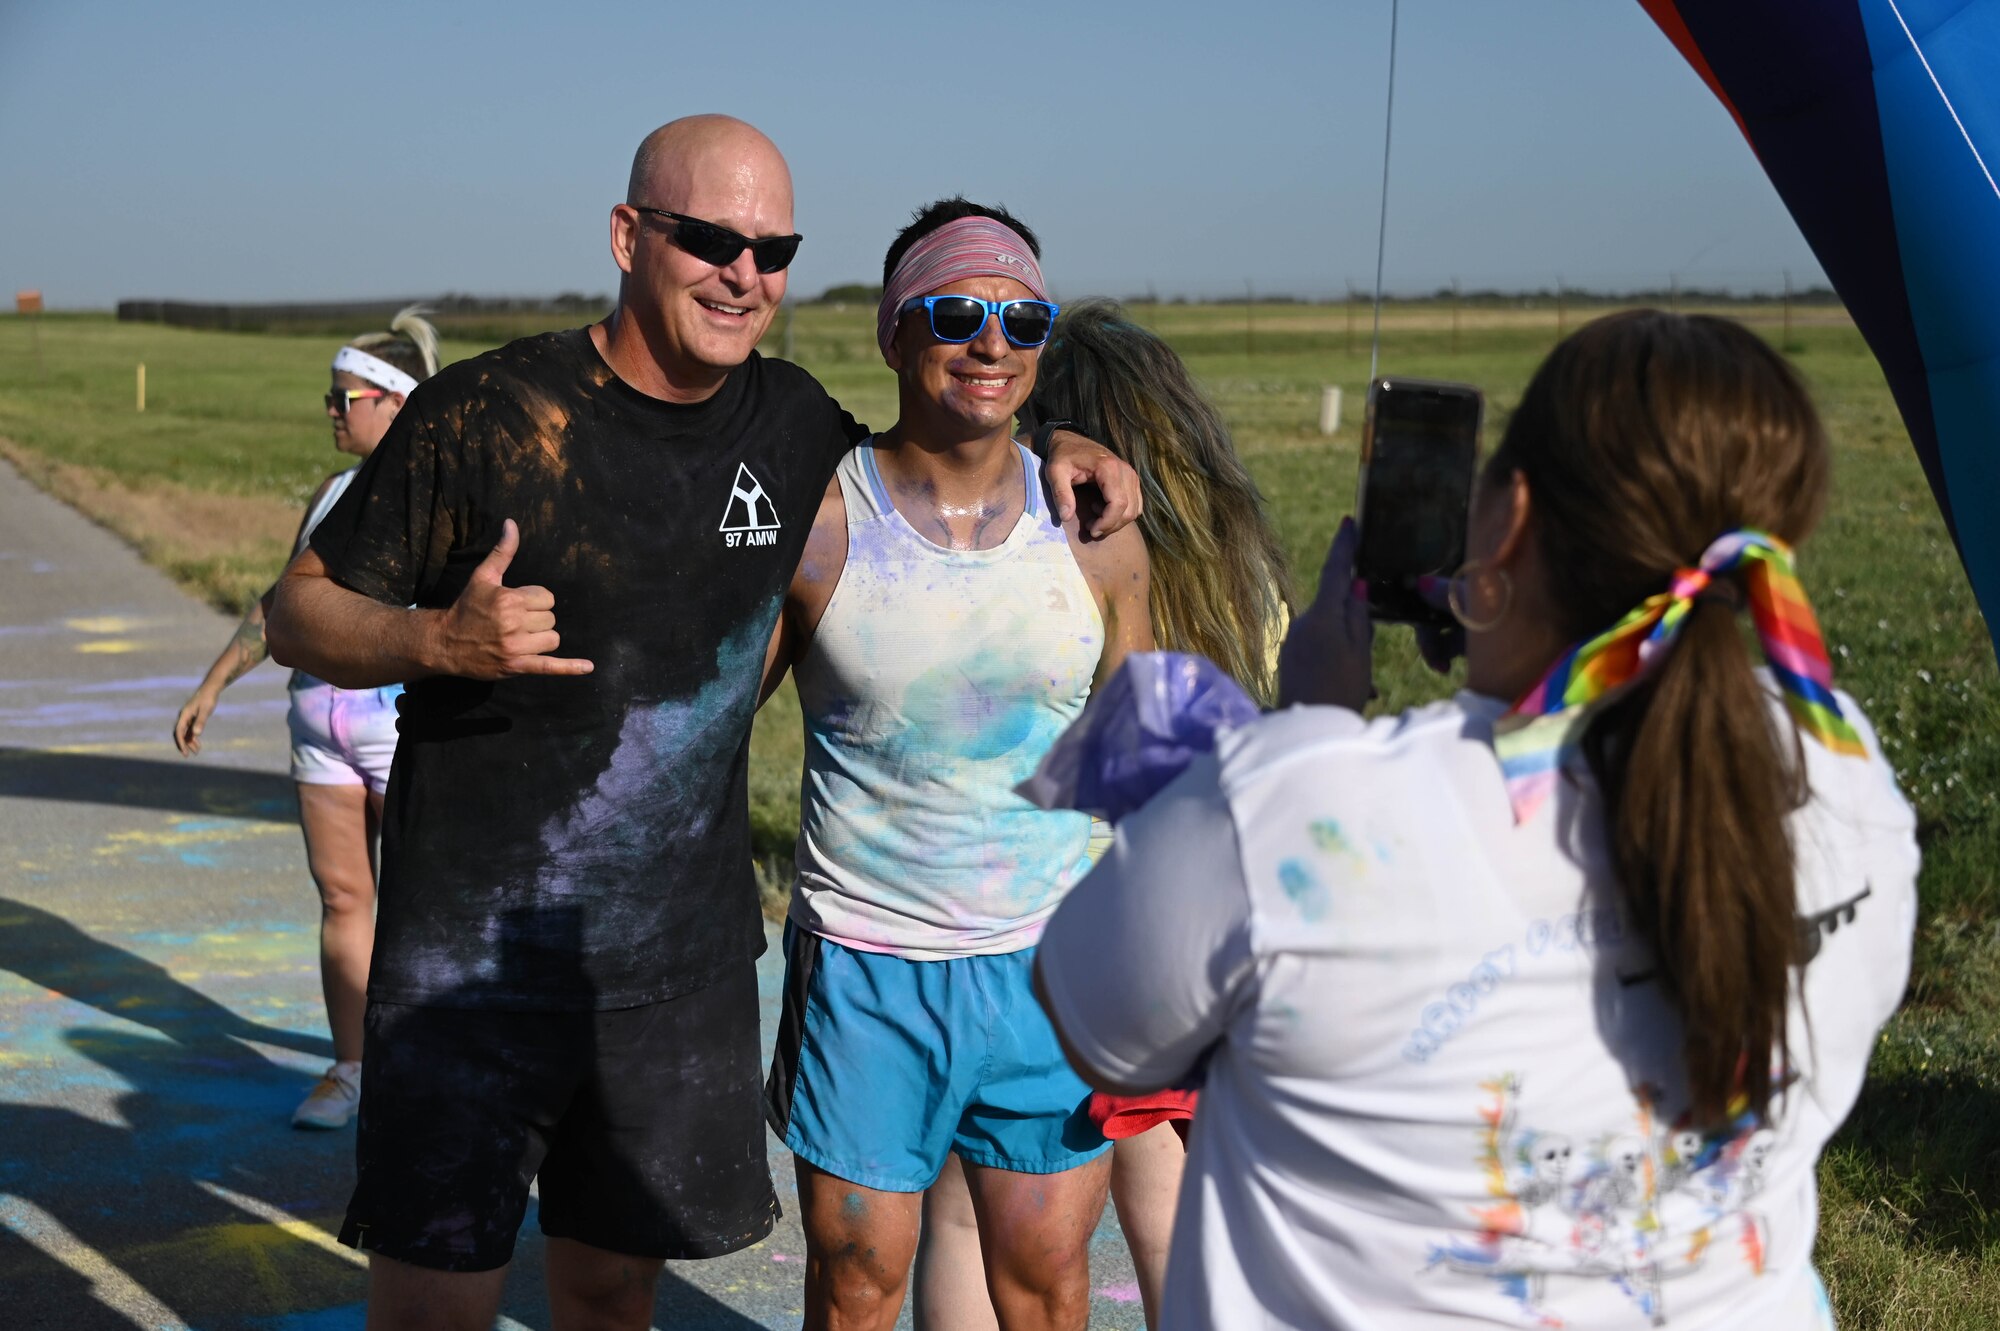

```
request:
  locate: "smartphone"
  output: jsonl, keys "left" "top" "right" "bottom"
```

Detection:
{"left": 1354, "top": 377, "right": 1483, "bottom": 624}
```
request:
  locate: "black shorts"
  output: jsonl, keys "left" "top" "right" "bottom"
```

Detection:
{"left": 338, "top": 962, "right": 777, "bottom": 1272}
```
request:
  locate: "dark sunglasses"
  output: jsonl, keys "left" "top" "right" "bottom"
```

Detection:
{"left": 898, "top": 295, "right": 1060, "bottom": 348}
{"left": 325, "top": 387, "right": 387, "bottom": 416}
{"left": 631, "top": 206, "right": 803, "bottom": 274}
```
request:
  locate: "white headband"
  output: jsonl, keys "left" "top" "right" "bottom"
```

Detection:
{"left": 332, "top": 345, "right": 420, "bottom": 398}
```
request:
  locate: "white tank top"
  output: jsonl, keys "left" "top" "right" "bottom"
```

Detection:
{"left": 289, "top": 466, "right": 399, "bottom": 704}
{"left": 791, "top": 441, "right": 1103, "bottom": 959}
{"left": 296, "top": 466, "right": 358, "bottom": 558}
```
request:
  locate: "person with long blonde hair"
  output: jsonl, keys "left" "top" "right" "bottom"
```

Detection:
{"left": 174, "top": 305, "right": 440, "bottom": 1130}
{"left": 1033, "top": 299, "right": 1292, "bottom": 702}
{"left": 915, "top": 299, "right": 1293, "bottom": 1330}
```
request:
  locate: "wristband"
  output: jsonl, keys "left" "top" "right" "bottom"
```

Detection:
{"left": 1031, "top": 418, "right": 1077, "bottom": 459}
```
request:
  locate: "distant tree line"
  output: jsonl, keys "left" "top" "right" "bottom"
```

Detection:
{"left": 1117, "top": 285, "right": 1842, "bottom": 306}
{"left": 803, "top": 282, "right": 1841, "bottom": 307}
{"left": 112, "top": 283, "right": 1843, "bottom": 333}
{"left": 116, "top": 293, "right": 613, "bottom": 332}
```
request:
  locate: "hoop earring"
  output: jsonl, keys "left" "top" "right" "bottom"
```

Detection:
{"left": 1448, "top": 558, "right": 1514, "bottom": 632}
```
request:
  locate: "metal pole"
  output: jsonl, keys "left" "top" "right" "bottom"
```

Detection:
{"left": 1367, "top": 0, "right": 1401, "bottom": 386}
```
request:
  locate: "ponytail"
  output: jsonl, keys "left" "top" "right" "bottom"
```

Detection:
{"left": 1489, "top": 310, "right": 1833, "bottom": 1129}
{"left": 388, "top": 305, "right": 441, "bottom": 378}
{"left": 1581, "top": 598, "right": 1807, "bottom": 1125}
{"left": 345, "top": 304, "right": 441, "bottom": 384}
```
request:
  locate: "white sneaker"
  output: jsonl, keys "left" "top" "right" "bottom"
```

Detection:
{"left": 292, "top": 1063, "right": 361, "bottom": 1130}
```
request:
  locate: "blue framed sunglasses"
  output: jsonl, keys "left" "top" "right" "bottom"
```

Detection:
{"left": 899, "top": 294, "right": 1061, "bottom": 348}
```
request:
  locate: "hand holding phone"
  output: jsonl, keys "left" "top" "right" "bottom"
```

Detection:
{"left": 1353, "top": 377, "right": 1483, "bottom": 625}
{"left": 1276, "top": 517, "right": 1375, "bottom": 710}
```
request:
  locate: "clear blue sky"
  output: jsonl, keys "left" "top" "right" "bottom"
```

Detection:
{"left": 0, "top": 0, "right": 1829, "bottom": 309}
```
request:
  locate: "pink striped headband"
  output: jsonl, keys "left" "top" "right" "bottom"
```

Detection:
{"left": 876, "top": 216, "right": 1048, "bottom": 356}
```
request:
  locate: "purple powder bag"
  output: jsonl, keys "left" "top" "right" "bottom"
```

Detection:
{"left": 1018, "top": 651, "right": 1261, "bottom": 822}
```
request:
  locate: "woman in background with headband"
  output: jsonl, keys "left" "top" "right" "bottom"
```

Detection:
{"left": 174, "top": 305, "right": 440, "bottom": 1131}
{"left": 1035, "top": 310, "right": 1919, "bottom": 1330}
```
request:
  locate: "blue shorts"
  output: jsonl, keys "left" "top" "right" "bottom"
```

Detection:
{"left": 763, "top": 925, "right": 1108, "bottom": 1192}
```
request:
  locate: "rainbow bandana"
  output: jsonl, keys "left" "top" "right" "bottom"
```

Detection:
{"left": 876, "top": 216, "right": 1049, "bottom": 356}
{"left": 1493, "top": 528, "right": 1866, "bottom": 823}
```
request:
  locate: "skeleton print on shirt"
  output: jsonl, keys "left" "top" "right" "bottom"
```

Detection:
{"left": 1424, "top": 1074, "right": 1787, "bottom": 1327}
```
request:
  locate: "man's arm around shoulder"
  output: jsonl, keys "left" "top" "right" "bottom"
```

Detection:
{"left": 269, "top": 519, "right": 594, "bottom": 686}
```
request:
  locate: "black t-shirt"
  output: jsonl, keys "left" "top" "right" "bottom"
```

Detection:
{"left": 311, "top": 328, "right": 861, "bottom": 1011}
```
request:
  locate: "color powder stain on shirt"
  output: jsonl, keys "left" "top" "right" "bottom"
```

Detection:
{"left": 1312, "top": 817, "right": 1397, "bottom": 872}
{"left": 530, "top": 607, "right": 774, "bottom": 911}
{"left": 888, "top": 643, "right": 1049, "bottom": 764}
{"left": 1309, "top": 819, "right": 1370, "bottom": 869}
{"left": 792, "top": 444, "right": 1102, "bottom": 958}
{"left": 392, "top": 603, "right": 781, "bottom": 1003}
{"left": 1279, "top": 858, "right": 1330, "bottom": 922}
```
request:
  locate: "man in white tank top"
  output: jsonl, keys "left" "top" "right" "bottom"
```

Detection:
{"left": 757, "top": 202, "right": 1152, "bottom": 1330}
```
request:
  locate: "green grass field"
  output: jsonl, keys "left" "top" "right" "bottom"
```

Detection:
{"left": 2, "top": 304, "right": 1996, "bottom": 1324}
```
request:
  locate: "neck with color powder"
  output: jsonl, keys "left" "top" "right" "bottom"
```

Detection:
{"left": 872, "top": 425, "right": 1026, "bottom": 552}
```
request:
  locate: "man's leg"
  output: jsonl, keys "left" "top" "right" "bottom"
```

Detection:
{"left": 797, "top": 1159, "right": 925, "bottom": 1331}
{"left": 946, "top": 945, "right": 1115, "bottom": 1331}
{"left": 340, "top": 1004, "right": 567, "bottom": 1325}
{"left": 545, "top": 1237, "right": 665, "bottom": 1331}
{"left": 536, "top": 966, "right": 776, "bottom": 1328}
{"left": 767, "top": 931, "right": 966, "bottom": 1328}
{"left": 962, "top": 1154, "right": 1112, "bottom": 1331}
{"left": 365, "top": 1256, "right": 508, "bottom": 1331}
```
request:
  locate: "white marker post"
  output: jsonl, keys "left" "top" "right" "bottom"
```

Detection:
{"left": 1319, "top": 385, "right": 1343, "bottom": 436}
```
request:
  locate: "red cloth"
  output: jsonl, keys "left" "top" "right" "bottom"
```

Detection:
{"left": 1086, "top": 1088, "right": 1198, "bottom": 1141}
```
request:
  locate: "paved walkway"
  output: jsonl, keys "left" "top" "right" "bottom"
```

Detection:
{"left": 0, "top": 458, "right": 1143, "bottom": 1329}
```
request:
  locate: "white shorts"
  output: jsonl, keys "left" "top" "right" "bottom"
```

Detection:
{"left": 288, "top": 679, "right": 402, "bottom": 794}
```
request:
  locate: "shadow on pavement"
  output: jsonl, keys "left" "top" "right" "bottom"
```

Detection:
{"left": 650, "top": 1278, "right": 775, "bottom": 1329}
{"left": 0, "top": 746, "right": 298, "bottom": 822}
{"left": 0, "top": 896, "right": 333, "bottom": 1060}
{"left": 0, "top": 1026, "right": 363, "bottom": 1327}
{"left": 0, "top": 897, "right": 785, "bottom": 1328}
{"left": 0, "top": 891, "right": 332, "bottom": 1055}
{"left": 0, "top": 905, "right": 357, "bottom": 1326}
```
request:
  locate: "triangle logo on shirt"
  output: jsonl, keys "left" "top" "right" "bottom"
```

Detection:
{"left": 718, "top": 462, "right": 782, "bottom": 533}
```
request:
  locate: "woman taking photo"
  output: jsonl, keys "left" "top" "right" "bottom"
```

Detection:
{"left": 174, "top": 307, "right": 440, "bottom": 1130}
{"left": 1036, "top": 310, "right": 1917, "bottom": 1329}
{"left": 916, "top": 299, "right": 1293, "bottom": 1331}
